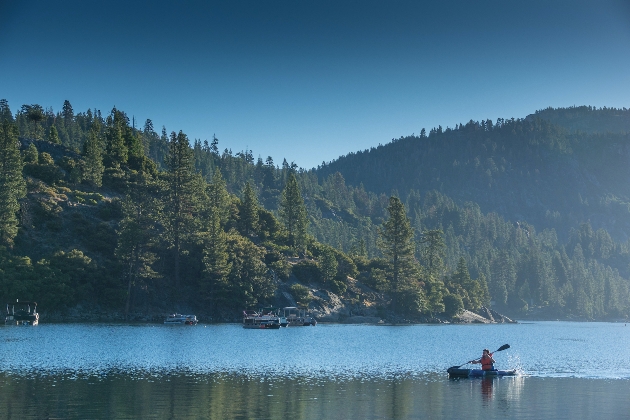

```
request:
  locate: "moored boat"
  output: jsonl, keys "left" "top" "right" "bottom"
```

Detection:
{"left": 242, "top": 310, "right": 281, "bottom": 329}
{"left": 164, "top": 314, "right": 198, "bottom": 325}
{"left": 5, "top": 300, "right": 39, "bottom": 325}
{"left": 447, "top": 367, "right": 517, "bottom": 378}
{"left": 282, "top": 306, "right": 316, "bottom": 326}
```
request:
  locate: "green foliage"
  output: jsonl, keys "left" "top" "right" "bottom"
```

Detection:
{"left": 395, "top": 281, "right": 426, "bottom": 316}
{"left": 201, "top": 207, "right": 231, "bottom": 312}
{"left": 2, "top": 99, "right": 630, "bottom": 321}
{"left": 238, "top": 181, "right": 259, "bottom": 236}
{"left": 292, "top": 260, "right": 321, "bottom": 284}
{"left": 330, "top": 279, "right": 347, "bottom": 295}
{"left": 443, "top": 293, "right": 464, "bottom": 317}
{"left": 0, "top": 120, "right": 26, "bottom": 245}
{"left": 263, "top": 245, "right": 291, "bottom": 280}
{"left": 23, "top": 143, "right": 38, "bottom": 163}
{"left": 279, "top": 172, "right": 308, "bottom": 251}
{"left": 419, "top": 229, "right": 446, "bottom": 277}
{"left": 289, "top": 283, "right": 312, "bottom": 306}
{"left": 82, "top": 120, "right": 104, "bottom": 187}
{"left": 24, "top": 151, "right": 64, "bottom": 185}
{"left": 225, "top": 234, "right": 275, "bottom": 308}
{"left": 378, "top": 196, "right": 420, "bottom": 312}
{"left": 116, "top": 174, "right": 162, "bottom": 315}
{"left": 319, "top": 247, "right": 338, "bottom": 283}
{"left": 47, "top": 125, "right": 61, "bottom": 144}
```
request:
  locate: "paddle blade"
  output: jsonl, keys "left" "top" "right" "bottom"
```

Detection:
{"left": 496, "top": 344, "right": 510, "bottom": 352}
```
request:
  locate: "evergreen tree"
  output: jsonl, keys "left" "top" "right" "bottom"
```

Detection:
{"left": 239, "top": 181, "right": 259, "bottom": 236}
{"left": 201, "top": 207, "right": 231, "bottom": 313}
{"left": 116, "top": 173, "right": 161, "bottom": 317}
{"left": 0, "top": 99, "right": 13, "bottom": 122}
{"left": 0, "top": 120, "right": 26, "bottom": 246}
{"left": 419, "top": 229, "right": 446, "bottom": 277}
{"left": 105, "top": 110, "right": 128, "bottom": 166}
{"left": 23, "top": 143, "right": 38, "bottom": 164}
{"left": 225, "top": 233, "right": 275, "bottom": 308}
{"left": 279, "top": 172, "right": 308, "bottom": 252}
{"left": 378, "top": 196, "right": 420, "bottom": 313}
{"left": 206, "top": 169, "right": 231, "bottom": 227}
{"left": 62, "top": 100, "right": 74, "bottom": 122}
{"left": 162, "top": 130, "right": 204, "bottom": 291}
{"left": 319, "top": 246, "right": 338, "bottom": 284}
{"left": 22, "top": 104, "right": 45, "bottom": 139}
{"left": 47, "top": 125, "right": 61, "bottom": 144}
{"left": 82, "top": 120, "right": 105, "bottom": 187}
{"left": 451, "top": 257, "right": 488, "bottom": 310}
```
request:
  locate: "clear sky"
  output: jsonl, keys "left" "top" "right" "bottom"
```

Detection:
{"left": 2, "top": 0, "right": 629, "bottom": 169}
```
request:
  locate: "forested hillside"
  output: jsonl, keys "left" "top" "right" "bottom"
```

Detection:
{"left": 316, "top": 109, "right": 630, "bottom": 242}
{"left": 1, "top": 99, "right": 629, "bottom": 321}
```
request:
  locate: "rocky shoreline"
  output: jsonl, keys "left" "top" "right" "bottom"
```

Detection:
{"left": 39, "top": 303, "right": 516, "bottom": 325}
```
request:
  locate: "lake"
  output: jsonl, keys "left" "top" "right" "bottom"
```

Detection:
{"left": 1, "top": 321, "right": 629, "bottom": 419}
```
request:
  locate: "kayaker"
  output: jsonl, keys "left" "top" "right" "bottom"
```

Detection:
{"left": 471, "top": 349, "right": 496, "bottom": 371}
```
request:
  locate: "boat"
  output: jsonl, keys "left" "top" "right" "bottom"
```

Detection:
{"left": 242, "top": 309, "right": 281, "bottom": 329}
{"left": 164, "top": 314, "right": 198, "bottom": 325}
{"left": 282, "top": 306, "right": 317, "bottom": 326}
{"left": 5, "top": 300, "right": 39, "bottom": 325}
{"left": 447, "top": 367, "right": 517, "bottom": 378}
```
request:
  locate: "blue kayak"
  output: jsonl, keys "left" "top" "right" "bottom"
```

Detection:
{"left": 447, "top": 367, "right": 517, "bottom": 378}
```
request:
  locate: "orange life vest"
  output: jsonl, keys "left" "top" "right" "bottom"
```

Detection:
{"left": 481, "top": 353, "right": 494, "bottom": 371}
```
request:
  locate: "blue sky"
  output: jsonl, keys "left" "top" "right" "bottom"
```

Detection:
{"left": 2, "top": 0, "right": 629, "bottom": 169}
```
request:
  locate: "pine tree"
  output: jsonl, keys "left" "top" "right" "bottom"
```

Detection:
{"left": 239, "top": 181, "right": 259, "bottom": 236}
{"left": 82, "top": 121, "right": 104, "bottom": 187}
{"left": 105, "top": 110, "right": 128, "bottom": 166}
{"left": 226, "top": 233, "right": 275, "bottom": 308}
{"left": 162, "top": 130, "right": 204, "bottom": 291}
{"left": 116, "top": 173, "right": 161, "bottom": 318}
{"left": 206, "top": 169, "right": 231, "bottom": 227}
{"left": 378, "top": 196, "right": 419, "bottom": 313}
{"left": 319, "top": 247, "right": 338, "bottom": 284}
{"left": 279, "top": 172, "right": 308, "bottom": 252}
{"left": 0, "top": 120, "right": 26, "bottom": 246}
{"left": 419, "top": 229, "right": 446, "bottom": 277}
{"left": 47, "top": 125, "right": 61, "bottom": 144}
{"left": 201, "top": 207, "right": 231, "bottom": 312}
{"left": 0, "top": 99, "right": 13, "bottom": 123}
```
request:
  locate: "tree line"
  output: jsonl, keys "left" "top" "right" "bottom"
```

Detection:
{"left": 1, "top": 99, "right": 629, "bottom": 320}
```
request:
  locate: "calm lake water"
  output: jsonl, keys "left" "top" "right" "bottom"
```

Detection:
{"left": 1, "top": 321, "right": 629, "bottom": 419}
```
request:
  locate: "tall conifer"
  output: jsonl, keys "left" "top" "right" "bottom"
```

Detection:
{"left": 378, "top": 196, "right": 419, "bottom": 312}
{"left": 82, "top": 120, "right": 105, "bottom": 187}
{"left": 239, "top": 181, "right": 259, "bottom": 235}
{"left": 279, "top": 172, "right": 308, "bottom": 252}
{"left": 0, "top": 120, "right": 26, "bottom": 246}
{"left": 163, "top": 130, "right": 204, "bottom": 291}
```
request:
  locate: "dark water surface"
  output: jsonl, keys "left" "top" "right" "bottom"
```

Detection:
{"left": 1, "top": 322, "right": 629, "bottom": 419}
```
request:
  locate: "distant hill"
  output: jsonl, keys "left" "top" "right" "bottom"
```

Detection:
{"left": 529, "top": 106, "right": 630, "bottom": 134}
{"left": 315, "top": 107, "right": 630, "bottom": 241}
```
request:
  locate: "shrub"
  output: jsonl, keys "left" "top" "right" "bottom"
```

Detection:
{"left": 290, "top": 283, "right": 312, "bottom": 306}
{"left": 292, "top": 260, "right": 321, "bottom": 284}
{"left": 330, "top": 279, "right": 347, "bottom": 295}
{"left": 444, "top": 294, "right": 464, "bottom": 317}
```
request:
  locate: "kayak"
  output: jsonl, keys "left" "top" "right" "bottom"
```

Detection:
{"left": 447, "top": 367, "right": 517, "bottom": 378}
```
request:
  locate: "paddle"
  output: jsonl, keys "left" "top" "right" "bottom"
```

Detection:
{"left": 448, "top": 344, "right": 510, "bottom": 371}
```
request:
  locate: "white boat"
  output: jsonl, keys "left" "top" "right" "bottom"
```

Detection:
{"left": 282, "top": 307, "right": 316, "bottom": 326}
{"left": 164, "top": 314, "right": 198, "bottom": 325}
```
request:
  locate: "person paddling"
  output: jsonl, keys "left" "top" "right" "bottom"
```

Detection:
{"left": 472, "top": 349, "right": 496, "bottom": 371}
